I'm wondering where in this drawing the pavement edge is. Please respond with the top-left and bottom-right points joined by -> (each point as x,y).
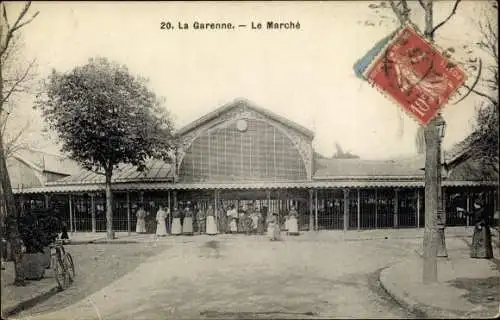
378,262 -> 464,319
1,285 -> 59,319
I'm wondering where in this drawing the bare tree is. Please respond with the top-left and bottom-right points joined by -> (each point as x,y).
0,1 -> 39,286
0,23 -> 38,159
1,103 -> 35,159
363,0 -> 492,283
455,5 -> 498,176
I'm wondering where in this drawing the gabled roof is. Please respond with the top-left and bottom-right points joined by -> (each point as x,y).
443,139 -> 473,167
447,156 -> 498,181
313,154 -> 426,179
13,149 -> 82,176
174,98 -> 315,139
50,158 -> 175,185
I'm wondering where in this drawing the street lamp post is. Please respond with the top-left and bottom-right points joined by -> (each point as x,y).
435,114 -> 448,258
422,113 -> 448,283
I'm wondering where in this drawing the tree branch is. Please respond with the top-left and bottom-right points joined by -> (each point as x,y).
463,84 -> 498,106
3,118 -> 31,159
479,18 -> 498,62
417,0 -> 426,10
389,0 -> 410,25
431,0 -> 462,37
453,58 -> 482,105
0,109 -> 11,136
0,2 -> 39,58
1,59 -> 35,105
2,3 -> 10,31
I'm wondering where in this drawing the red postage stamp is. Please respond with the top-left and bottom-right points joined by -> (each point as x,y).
364,25 -> 467,126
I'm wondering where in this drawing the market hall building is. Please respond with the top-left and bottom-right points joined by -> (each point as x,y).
10,99 -> 498,233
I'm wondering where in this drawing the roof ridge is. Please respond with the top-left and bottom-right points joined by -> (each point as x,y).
16,147 -> 67,159
175,98 -> 314,138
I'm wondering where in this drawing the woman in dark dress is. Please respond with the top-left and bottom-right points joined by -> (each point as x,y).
470,196 -> 493,259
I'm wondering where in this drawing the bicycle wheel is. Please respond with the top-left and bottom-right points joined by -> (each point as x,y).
52,256 -> 66,290
64,253 -> 75,280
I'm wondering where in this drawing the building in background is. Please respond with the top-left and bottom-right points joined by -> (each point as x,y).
9,99 -> 498,233
8,149 -> 82,189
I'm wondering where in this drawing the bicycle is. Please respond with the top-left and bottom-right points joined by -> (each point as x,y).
49,239 -> 75,290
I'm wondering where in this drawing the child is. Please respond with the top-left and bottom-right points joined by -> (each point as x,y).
61,221 -> 69,240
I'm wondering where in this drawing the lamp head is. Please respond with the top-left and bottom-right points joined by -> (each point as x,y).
435,114 -> 446,139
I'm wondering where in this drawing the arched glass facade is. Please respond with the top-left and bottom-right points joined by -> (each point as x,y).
179,119 -> 307,182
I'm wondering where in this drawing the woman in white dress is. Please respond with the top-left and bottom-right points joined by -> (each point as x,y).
135,205 -> 147,234
206,204 -> 218,235
155,205 -> 168,237
182,204 -> 194,235
267,213 -> 281,241
287,206 -> 300,236
284,214 -> 290,232
171,207 -> 182,235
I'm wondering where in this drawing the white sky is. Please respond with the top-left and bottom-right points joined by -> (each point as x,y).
4,0 -> 497,160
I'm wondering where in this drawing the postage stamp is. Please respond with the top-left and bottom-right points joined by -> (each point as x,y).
363,24 -> 467,126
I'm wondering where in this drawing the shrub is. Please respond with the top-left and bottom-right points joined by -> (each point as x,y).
18,208 -> 60,254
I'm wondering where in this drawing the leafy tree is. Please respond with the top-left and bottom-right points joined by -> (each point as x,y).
36,57 -> 175,240
0,1 -> 39,286
455,2 -> 498,178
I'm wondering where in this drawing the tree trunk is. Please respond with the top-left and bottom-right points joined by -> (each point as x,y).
0,135 -> 25,285
421,0 -> 439,284
105,171 -> 114,240
423,120 -> 438,283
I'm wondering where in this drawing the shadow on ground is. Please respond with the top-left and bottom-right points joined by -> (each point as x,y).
15,243 -> 169,317
448,276 -> 499,310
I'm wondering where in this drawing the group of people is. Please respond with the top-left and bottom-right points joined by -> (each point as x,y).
135,202 -> 218,237
135,201 -> 300,240
224,204 -> 300,240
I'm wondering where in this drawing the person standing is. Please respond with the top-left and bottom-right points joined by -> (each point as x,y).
198,206 -> 206,234
267,212 -> 281,241
250,211 -> 260,235
260,205 -> 268,234
470,196 -> 493,259
165,205 -> 171,234
183,203 -> 194,236
136,204 -> 147,234
217,205 -> 226,234
60,221 -> 70,240
287,205 -> 300,236
171,207 -> 182,235
284,213 -> 290,232
155,205 -> 168,237
237,206 -> 246,233
227,205 -> 238,234
206,204 -> 218,235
